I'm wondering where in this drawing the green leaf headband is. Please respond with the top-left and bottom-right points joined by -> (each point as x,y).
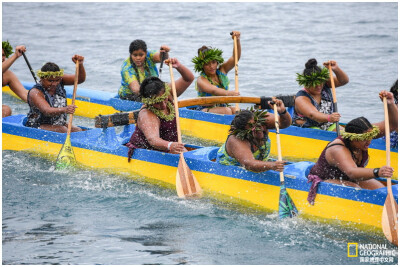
296,67 -> 330,88
37,69 -> 64,79
2,40 -> 13,58
141,83 -> 171,105
229,108 -> 269,141
192,47 -> 224,73
341,125 -> 380,141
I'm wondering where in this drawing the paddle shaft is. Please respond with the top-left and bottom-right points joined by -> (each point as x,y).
169,63 -> 198,195
67,61 -> 80,135
384,97 -> 391,166
273,103 -> 284,183
22,52 -> 38,84
159,51 -> 166,77
328,63 -> 340,136
233,35 -> 239,111
169,64 -> 182,144
383,96 -> 397,229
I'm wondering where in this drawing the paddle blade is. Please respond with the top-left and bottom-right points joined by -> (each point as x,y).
55,135 -> 76,170
278,184 -> 298,219
176,155 -> 202,199
382,194 -> 398,246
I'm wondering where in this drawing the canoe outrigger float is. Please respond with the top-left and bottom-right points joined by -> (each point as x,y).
2,114 -> 398,235
3,82 -> 398,178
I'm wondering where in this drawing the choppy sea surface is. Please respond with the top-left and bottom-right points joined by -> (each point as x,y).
2,2 -> 398,265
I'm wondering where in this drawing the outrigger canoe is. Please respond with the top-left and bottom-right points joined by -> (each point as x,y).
2,114 -> 398,235
3,82 -> 398,178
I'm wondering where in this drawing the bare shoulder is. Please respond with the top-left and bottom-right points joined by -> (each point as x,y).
29,87 -> 44,97
326,138 -> 348,155
226,135 -> 250,150
197,76 -> 209,85
138,108 -> 159,122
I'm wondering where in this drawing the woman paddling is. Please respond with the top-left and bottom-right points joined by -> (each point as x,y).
118,39 -> 170,101
191,31 -> 241,115
217,98 -> 292,172
26,55 -> 86,133
382,80 -> 398,149
2,41 -> 28,117
293,58 -> 349,131
307,90 -> 397,205
125,58 -> 194,161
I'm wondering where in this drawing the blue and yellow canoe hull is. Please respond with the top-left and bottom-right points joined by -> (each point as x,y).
2,115 -> 398,234
3,83 -> 397,178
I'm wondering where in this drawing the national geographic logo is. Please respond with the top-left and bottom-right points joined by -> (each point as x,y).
348,243 -> 358,257
347,243 -> 397,263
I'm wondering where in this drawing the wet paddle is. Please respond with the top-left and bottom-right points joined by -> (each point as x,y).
381,96 -> 398,246
273,102 -> 298,218
55,61 -> 80,170
168,62 -> 203,198
327,62 -> 340,136
22,51 -> 38,84
231,32 -> 239,112
158,50 -> 166,78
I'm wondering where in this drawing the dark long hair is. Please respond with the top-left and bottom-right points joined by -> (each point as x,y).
230,110 -> 253,131
41,62 -> 60,72
139,77 -> 165,98
129,39 -> 151,85
229,110 -> 267,160
343,116 -> 374,148
390,79 -> 398,105
303,58 -> 322,76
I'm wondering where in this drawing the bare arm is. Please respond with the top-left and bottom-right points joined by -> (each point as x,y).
323,60 -> 349,87
220,31 -> 241,74
152,45 -> 170,63
226,136 -> 285,173
294,96 -> 341,123
3,71 -> 27,102
265,98 -> 292,129
29,88 -> 76,116
137,109 -> 185,154
2,45 -> 26,73
325,140 -> 393,180
196,76 -> 239,96
373,90 -> 398,137
128,80 -> 140,95
166,58 -> 194,97
62,55 -> 86,85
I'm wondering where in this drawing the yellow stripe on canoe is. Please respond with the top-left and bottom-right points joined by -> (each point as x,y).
2,132 -> 385,232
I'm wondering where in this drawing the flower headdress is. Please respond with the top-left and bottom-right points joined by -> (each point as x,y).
341,125 -> 380,141
296,67 -> 330,88
192,47 -> 224,73
229,108 -> 268,141
142,83 -> 175,121
141,83 -> 171,105
37,69 -> 64,79
2,41 -> 13,58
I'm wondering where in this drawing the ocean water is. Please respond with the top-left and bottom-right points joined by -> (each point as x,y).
2,2 -> 398,265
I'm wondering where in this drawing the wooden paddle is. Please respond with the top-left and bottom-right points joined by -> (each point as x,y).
381,96 -> 398,246
158,50 -> 166,78
273,102 -> 298,218
327,62 -> 340,136
168,62 -> 203,198
94,95 -> 296,128
55,61 -> 80,170
22,52 -> 38,84
231,32 -> 239,112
